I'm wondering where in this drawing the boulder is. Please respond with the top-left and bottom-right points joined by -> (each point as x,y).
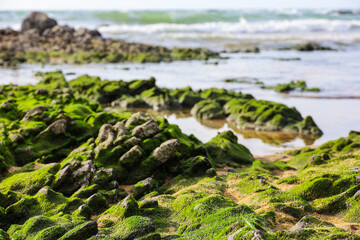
21,12 -> 57,34
59,221 -> 98,240
152,139 -> 180,163
120,145 -> 144,168
48,119 -> 67,135
132,120 -> 160,139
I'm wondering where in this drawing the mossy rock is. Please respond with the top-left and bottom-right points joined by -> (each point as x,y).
191,100 -> 225,120
290,177 -> 333,201
102,216 -> 155,239
59,221 -> 98,240
0,163 -> 60,195
7,215 -> 65,240
205,131 -> 254,167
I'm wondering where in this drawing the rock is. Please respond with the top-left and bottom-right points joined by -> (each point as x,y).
55,165 -> 72,187
353,190 -> 360,198
181,156 -> 212,177
120,145 -> 144,168
21,12 -> 57,34
72,160 -> 96,182
152,139 -> 180,163
48,119 -> 67,135
59,221 -> 98,240
75,204 -> 93,219
22,106 -> 47,122
139,200 -> 159,209
92,168 -> 116,188
227,229 -> 242,240
191,100 -> 225,120
131,177 -> 159,199
10,132 -> 23,143
0,101 -> 12,111
206,168 -> 217,177
96,124 -> 115,149
74,27 -> 101,39
113,121 -> 128,137
125,112 -> 152,127
14,147 -> 35,164
35,88 -> 49,95
290,215 -> 335,233
124,136 -> 141,149
242,229 -> 265,240
87,193 -> 108,214
132,120 -> 160,139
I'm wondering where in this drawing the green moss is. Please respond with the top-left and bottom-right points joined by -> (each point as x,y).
0,163 -> 60,195
59,221 -> 98,240
8,215 -> 58,240
290,177 -> 333,201
34,70 -> 68,91
190,100 -> 225,120
99,195 -> 139,223
103,215 -> 155,239
263,80 -> 320,93
205,131 -> 254,167
32,225 -> 67,240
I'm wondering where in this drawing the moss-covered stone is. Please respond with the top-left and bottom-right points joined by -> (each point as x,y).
205,131 -> 254,167
59,221 -> 98,240
263,80 -> 321,93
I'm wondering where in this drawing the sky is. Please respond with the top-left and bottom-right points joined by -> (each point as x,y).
0,0 -> 359,10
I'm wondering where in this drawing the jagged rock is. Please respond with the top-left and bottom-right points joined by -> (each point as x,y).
139,200 -> 159,209
48,119 -> 67,135
92,168 -> 117,188
113,121 -> 128,137
73,160 -> 96,183
22,106 -> 47,122
125,112 -> 152,127
120,145 -> 144,168
55,165 -> 72,187
152,139 -> 180,163
124,136 -> 141,149
131,177 -> 159,199
132,120 -> 160,139
0,101 -> 12,111
74,27 -> 101,39
75,204 -> 93,219
21,12 -> 57,34
242,230 -> 265,240
96,124 -> 115,150
59,221 -> 98,240
87,193 -> 108,214
35,88 -> 49,95
10,132 -> 23,143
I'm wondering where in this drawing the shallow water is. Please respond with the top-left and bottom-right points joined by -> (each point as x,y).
2,50 -> 359,154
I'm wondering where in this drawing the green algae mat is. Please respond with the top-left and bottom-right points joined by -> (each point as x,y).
0,73 -> 360,239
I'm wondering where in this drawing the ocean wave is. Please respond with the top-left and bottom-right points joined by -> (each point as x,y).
99,18 -> 360,35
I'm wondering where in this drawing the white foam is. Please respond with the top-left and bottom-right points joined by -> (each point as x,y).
99,18 -> 360,35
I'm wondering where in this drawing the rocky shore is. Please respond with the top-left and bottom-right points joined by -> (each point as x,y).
0,10 -> 358,240
35,71 -> 323,136
0,79 -> 359,239
0,12 -> 218,66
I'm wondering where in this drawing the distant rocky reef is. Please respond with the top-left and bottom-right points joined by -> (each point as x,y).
0,12 -> 219,66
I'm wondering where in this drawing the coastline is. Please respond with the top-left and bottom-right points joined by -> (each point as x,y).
0,10 -> 360,240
